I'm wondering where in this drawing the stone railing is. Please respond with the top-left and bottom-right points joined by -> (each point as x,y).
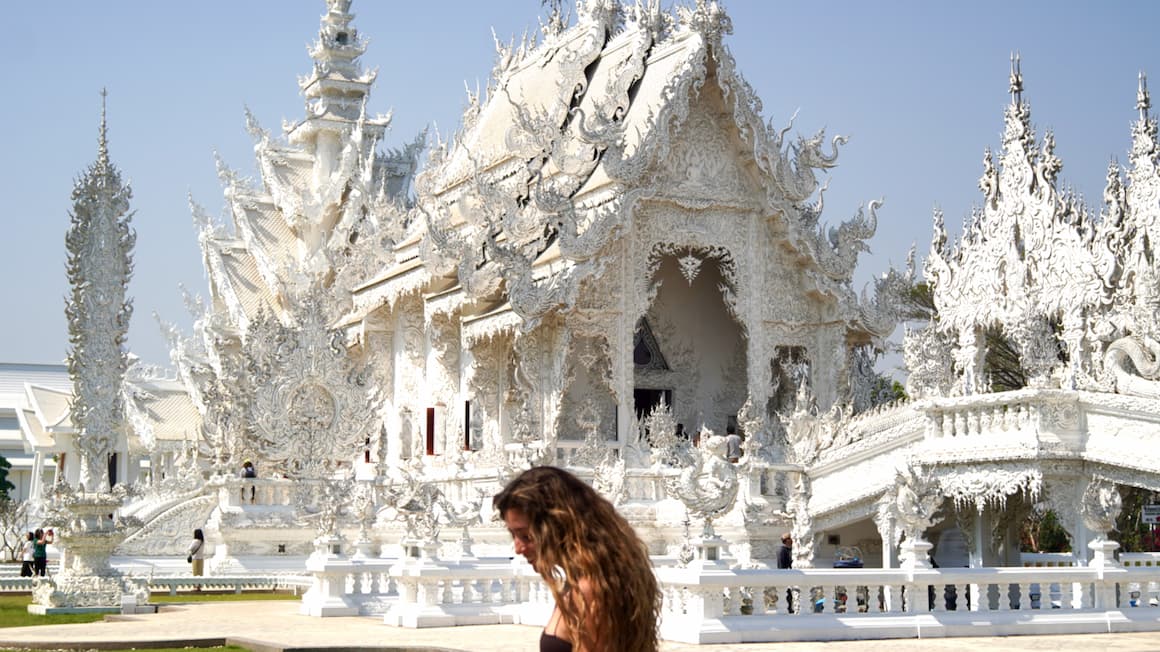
298,548 -> 551,626
920,390 -> 1047,440
1121,552 -> 1160,567
223,477 -> 297,507
385,558 -> 550,627
0,572 -> 311,596
1019,552 -> 1080,567
655,561 -> 1160,644
299,548 -> 1160,644
146,574 -> 311,596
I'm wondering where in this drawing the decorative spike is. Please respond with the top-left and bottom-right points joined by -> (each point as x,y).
1008,52 -> 1023,103
243,105 -> 268,143
1138,71 -> 1151,121
97,88 -> 110,170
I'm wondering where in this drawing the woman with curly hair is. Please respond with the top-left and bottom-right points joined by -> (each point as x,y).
495,466 -> 660,652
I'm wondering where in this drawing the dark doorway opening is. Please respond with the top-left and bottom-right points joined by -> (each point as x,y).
107,452 -> 118,487
633,388 -> 673,419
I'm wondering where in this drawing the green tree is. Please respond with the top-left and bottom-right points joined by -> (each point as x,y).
0,456 -> 15,502
1021,508 -> 1071,553
1113,486 -> 1158,553
0,500 -> 29,562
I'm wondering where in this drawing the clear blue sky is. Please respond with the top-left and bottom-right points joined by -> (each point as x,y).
2,1 -> 1157,370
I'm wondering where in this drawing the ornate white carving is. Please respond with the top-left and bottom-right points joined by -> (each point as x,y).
918,60 -> 1160,397
877,463 -> 943,542
665,434 -> 739,538
1080,477 -> 1122,536
65,94 -> 135,494
935,464 -> 1041,513
246,289 -> 379,480
678,253 -> 703,285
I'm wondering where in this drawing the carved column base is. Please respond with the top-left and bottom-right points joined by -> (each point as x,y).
1088,537 -> 1121,610
690,534 -> 730,569
350,537 -> 376,561
400,537 -> 441,562
31,492 -> 145,614
900,538 -> 933,570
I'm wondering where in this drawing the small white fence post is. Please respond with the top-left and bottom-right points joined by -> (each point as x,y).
1089,537 -> 1121,610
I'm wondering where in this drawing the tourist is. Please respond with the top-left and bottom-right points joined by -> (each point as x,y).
240,460 -> 256,504
19,532 -> 34,577
187,528 -> 206,588
777,532 -> 794,613
724,424 -> 742,463
495,466 -> 660,652
33,527 -> 53,576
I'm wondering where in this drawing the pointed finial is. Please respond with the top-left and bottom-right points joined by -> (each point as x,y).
1008,52 -> 1023,103
98,87 -> 109,167
1138,71 -> 1151,121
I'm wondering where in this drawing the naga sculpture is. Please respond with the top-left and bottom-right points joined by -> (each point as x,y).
665,434 -> 739,539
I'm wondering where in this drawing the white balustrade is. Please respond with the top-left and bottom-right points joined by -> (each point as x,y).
289,535 -> 1160,644
224,477 -> 295,507
651,563 -> 1160,644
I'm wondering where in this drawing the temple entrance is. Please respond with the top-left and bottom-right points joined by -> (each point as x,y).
636,251 -> 747,435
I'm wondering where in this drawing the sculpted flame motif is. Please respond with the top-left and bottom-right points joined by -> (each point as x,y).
916,62 -> 1160,397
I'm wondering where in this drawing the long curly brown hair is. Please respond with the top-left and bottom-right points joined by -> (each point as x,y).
495,466 -> 660,652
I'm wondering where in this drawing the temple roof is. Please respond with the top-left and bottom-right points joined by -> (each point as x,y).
126,379 -> 202,447
350,1 -> 883,334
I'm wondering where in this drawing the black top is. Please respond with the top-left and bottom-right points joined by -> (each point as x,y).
540,631 -> 573,652
777,543 -> 792,570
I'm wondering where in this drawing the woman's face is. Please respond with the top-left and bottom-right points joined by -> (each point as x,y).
502,507 -> 536,565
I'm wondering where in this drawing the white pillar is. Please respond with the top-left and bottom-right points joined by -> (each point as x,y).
29,451 -> 44,502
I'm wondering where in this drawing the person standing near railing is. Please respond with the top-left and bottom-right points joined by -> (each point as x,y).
496,466 -> 661,652
240,460 -> 257,504
778,532 -> 795,613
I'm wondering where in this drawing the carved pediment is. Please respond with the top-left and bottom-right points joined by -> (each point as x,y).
655,94 -> 762,209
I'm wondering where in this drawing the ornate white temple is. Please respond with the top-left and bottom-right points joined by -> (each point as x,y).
18,0 -> 1160,638
98,0 -> 903,561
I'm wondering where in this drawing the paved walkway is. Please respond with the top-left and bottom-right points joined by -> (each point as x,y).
0,601 -> 1159,651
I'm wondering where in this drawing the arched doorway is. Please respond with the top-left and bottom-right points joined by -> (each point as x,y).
635,251 -> 746,436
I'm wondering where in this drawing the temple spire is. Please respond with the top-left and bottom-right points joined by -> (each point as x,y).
65,94 -> 136,493
1138,71 -> 1151,122
297,0 -> 375,123
97,88 -> 109,170
1009,52 -> 1023,104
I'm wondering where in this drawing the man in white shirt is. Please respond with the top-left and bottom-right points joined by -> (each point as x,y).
725,425 -> 742,463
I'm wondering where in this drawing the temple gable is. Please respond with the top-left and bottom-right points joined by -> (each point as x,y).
653,81 -> 764,210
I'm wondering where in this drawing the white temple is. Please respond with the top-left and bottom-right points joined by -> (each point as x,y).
129,0 -> 906,561
16,0 -> 1160,641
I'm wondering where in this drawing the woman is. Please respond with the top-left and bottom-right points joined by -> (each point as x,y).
19,532 -> 34,577
495,466 -> 660,652
33,528 -> 52,577
187,528 -> 206,587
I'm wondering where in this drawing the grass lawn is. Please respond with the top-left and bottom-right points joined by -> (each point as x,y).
0,595 -> 106,627
0,591 -> 297,627
150,591 -> 299,603
96,647 -> 249,652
